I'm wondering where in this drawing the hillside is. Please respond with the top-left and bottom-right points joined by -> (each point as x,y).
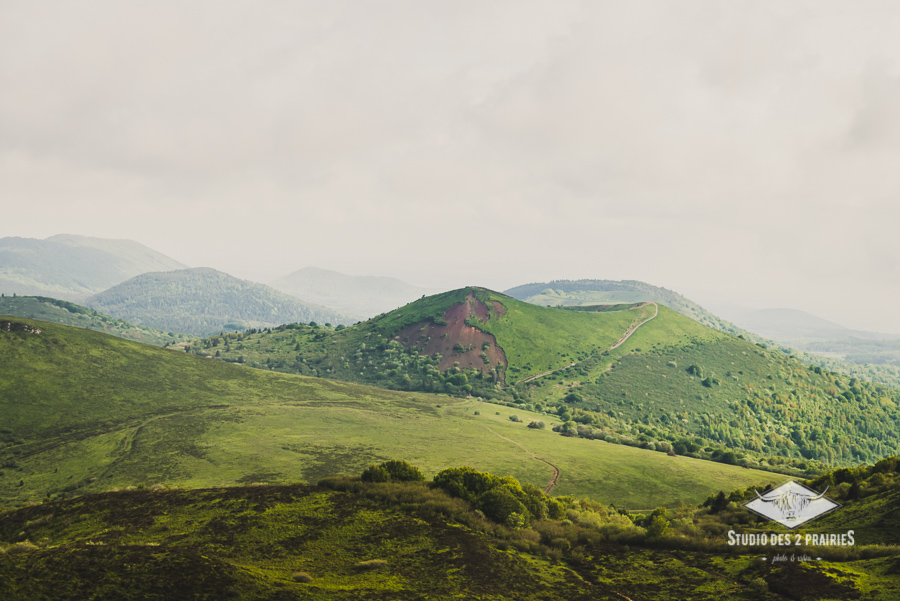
0,234 -> 186,299
194,287 -> 900,472
0,317 -> 774,508
0,295 -> 190,346
505,278 -> 745,334
84,267 -> 353,336
270,266 -> 434,319
3,460 -> 900,600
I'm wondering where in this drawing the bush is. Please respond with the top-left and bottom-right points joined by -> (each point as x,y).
509,415 -> 522,423
292,572 -> 313,583
361,465 -> 391,483
381,460 -> 426,482
527,421 -> 545,429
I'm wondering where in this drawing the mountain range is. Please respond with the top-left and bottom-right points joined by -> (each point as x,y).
0,234 -> 186,299
84,267 -> 353,336
269,266 -> 435,320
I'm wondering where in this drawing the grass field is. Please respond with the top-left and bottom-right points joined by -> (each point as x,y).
0,316 -> 778,508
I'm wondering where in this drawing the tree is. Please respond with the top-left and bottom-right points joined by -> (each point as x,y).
380,459 -> 425,482
645,515 -> 670,537
477,486 -> 527,524
361,464 -> 390,482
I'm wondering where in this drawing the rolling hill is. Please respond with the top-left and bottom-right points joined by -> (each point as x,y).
0,316 -> 775,508
0,295 -> 190,346
193,287 -> 900,472
270,266 -> 435,319
84,267 -> 353,336
504,278 -> 745,334
0,234 -> 186,300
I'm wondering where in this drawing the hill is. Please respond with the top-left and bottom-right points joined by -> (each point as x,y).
270,266 -> 435,319
0,234 -> 186,299
0,316 -> 775,508
84,267 -> 353,336
194,287 -> 900,472
504,278 -> 744,334
0,295 -> 190,346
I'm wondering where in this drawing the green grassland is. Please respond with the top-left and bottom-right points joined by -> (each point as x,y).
0,295 -> 190,346
191,289 -> 900,472
0,316 -> 777,509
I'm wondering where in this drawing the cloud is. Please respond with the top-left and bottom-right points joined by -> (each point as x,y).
2,1 -> 900,330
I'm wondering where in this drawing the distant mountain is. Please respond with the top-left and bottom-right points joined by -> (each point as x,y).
0,234 -> 186,299
0,295 -> 190,346
85,267 -> 352,336
726,307 -> 900,342
269,266 -> 434,319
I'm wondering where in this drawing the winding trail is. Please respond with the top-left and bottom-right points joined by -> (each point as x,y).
515,302 -> 658,385
481,425 -> 560,493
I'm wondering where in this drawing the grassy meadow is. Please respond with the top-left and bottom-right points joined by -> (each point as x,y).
0,316 -> 777,508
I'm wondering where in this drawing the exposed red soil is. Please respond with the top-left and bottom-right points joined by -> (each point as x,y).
395,293 -> 508,378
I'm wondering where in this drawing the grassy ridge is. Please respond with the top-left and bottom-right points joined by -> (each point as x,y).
0,317 -> 776,508
0,295 -> 189,346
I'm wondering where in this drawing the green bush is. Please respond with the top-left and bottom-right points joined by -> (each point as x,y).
362,460 -> 425,482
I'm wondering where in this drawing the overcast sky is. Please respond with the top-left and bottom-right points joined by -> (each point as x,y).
2,1 -> 900,331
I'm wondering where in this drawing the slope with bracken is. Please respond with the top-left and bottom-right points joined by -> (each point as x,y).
194,287 -> 900,474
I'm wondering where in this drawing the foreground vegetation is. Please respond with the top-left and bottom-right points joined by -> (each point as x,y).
3,458 -> 900,599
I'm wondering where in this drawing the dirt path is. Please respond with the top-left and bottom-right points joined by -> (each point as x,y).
482,425 -> 561,494
515,302 -> 658,385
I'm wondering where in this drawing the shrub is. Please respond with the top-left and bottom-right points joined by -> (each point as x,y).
362,460 -> 425,483
361,465 -> 390,483
527,421 -> 545,429
292,572 -> 313,583
381,460 -> 425,482
509,415 -> 522,423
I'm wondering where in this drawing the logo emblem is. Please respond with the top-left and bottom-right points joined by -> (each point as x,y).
743,481 -> 840,529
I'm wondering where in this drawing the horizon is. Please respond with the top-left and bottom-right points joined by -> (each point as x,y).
3,2 -> 900,333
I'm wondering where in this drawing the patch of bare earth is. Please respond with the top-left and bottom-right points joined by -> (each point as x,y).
395,293 -> 508,380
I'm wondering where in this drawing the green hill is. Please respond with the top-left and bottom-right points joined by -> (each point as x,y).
84,267 -> 353,336
0,316 -> 775,508
505,278 -> 745,334
269,266 -> 435,319
0,234 -> 186,300
0,295 -> 190,346
193,287 -> 900,472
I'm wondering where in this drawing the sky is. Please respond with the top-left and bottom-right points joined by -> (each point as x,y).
2,1 -> 900,332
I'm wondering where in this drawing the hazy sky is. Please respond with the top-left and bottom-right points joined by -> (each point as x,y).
3,1 -> 900,332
